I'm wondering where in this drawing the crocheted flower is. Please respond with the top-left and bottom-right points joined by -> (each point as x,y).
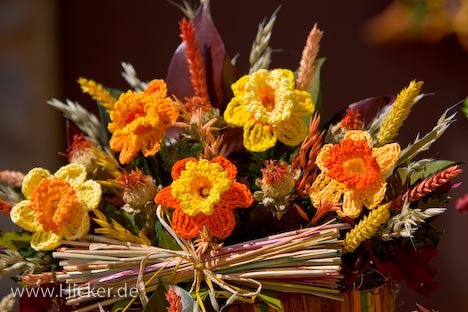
155,157 -> 253,239
310,130 -> 400,218
10,164 -> 102,251
108,79 -> 179,164
224,69 -> 314,152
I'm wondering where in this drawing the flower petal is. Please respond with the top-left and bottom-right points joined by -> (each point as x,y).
360,182 -> 386,209
276,116 -> 308,146
171,209 -> 205,239
31,230 -> 61,251
75,180 -> 102,211
54,164 -> 87,188
344,130 -> 372,146
155,187 -> 180,209
110,132 -> 138,165
141,137 -> 161,158
205,207 -> 236,239
156,98 -> 179,126
219,182 -> 253,209
22,168 -> 51,198
171,158 -> 197,180
210,157 -> 237,180
292,90 -> 314,116
243,119 -> 277,152
10,200 -> 39,232
372,143 -> 401,174
231,75 -> 249,96
310,173 -> 344,207
316,144 -> 333,172
61,212 -> 90,241
339,190 -> 363,219
269,69 -> 295,89
224,98 -> 250,127
144,79 -> 168,98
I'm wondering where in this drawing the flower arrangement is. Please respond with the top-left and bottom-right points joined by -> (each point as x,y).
0,2 -> 465,312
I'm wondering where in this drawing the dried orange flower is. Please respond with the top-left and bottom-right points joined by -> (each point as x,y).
118,170 -> 156,208
340,108 -> 364,130
108,79 -> 179,164
260,160 -> 295,198
67,134 -> 97,171
0,199 -> 12,216
155,157 -> 253,239
310,130 -> 400,218
67,134 -> 92,161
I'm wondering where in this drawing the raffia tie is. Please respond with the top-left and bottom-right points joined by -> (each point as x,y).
135,206 -> 262,311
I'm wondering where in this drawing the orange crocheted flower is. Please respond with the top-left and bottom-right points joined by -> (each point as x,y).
108,79 -> 179,164
155,156 -> 253,239
310,130 -> 400,218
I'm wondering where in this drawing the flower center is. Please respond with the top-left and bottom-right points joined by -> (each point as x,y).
126,105 -> 146,123
343,158 -> 366,173
190,176 -> 213,198
29,177 -> 82,234
324,139 -> 381,190
258,85 -> 275,112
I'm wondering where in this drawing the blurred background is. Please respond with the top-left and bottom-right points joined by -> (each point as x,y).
0,0 -> 467,310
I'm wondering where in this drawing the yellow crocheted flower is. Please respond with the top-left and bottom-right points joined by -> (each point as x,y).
310,130 -> 400,219
170,159 -> 232,216
10,164 -> 102,251
108,79 -> 179,164
224,69 -> 314,152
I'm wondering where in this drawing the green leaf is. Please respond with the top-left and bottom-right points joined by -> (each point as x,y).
155,220 -> 181,250
96,104 -> 111,145
130,155 -> 153,177
462,97 -> 468,119
307,58 -> 326,113
0,231 -> 31,250
130,153 -> 170,186
143,283 -> 168,312
409,160 -> 458,185
258,293 -> 283,311
111,299 -> 133,312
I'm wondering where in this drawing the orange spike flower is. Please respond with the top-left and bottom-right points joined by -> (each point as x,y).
165,288 -> 182,312
179,18 -> 211,109
155,156 -> 253,239
108,79 -> 179,164
310,130 -> 400,219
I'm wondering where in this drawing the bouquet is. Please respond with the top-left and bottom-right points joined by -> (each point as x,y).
0,2 -> 464,312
